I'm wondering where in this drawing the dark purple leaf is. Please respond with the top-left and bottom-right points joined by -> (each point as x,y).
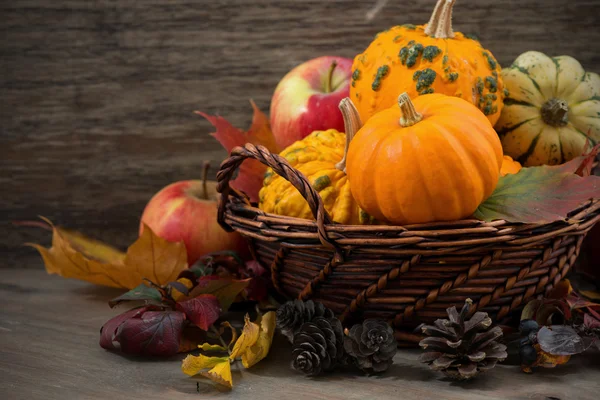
116,310 -> 186,356
537,325 -> 585,356
99,306 -> 157,350
176,294 -> 221,330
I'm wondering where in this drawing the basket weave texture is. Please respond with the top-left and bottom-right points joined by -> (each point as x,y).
217,144 -> 600,346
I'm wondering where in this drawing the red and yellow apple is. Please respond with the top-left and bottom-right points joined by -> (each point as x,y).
270,56 -> 353,149
139,180 -> 248,265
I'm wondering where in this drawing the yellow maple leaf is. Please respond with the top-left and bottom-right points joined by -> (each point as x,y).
229,314 -> 260,360
200,361 -> 233,390
182,354 -> 228,375
27,218 -> 188,289
241,311 -> 276,368
181,354 -> 232,390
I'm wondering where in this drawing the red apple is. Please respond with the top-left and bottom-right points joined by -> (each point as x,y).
270,56 -> 353,149
139,179 -> 248,265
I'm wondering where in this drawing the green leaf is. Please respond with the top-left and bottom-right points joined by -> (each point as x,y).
474,164 -> 600,223
109,283 -> 164,308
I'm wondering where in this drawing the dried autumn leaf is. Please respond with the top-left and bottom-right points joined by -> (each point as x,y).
122,224 -> 189,288
182,354 -> 229,375
28,219 -> 188,289
199,343 -> 227,352
28,218 -> 126,288
474,162 -> 600,223
196,101 -> 280,203
176,294 -> 221,331
241,311 -> 276,368
221,321 -> 238,349
201,360 -> 233,390
188,277 -> 250,312
532,344 -> 571,369
229,314 -> 260,360
181,354 -> 233,390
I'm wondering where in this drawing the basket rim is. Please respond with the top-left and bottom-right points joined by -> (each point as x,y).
223,196 -> 600,232
216,143 -> 600,249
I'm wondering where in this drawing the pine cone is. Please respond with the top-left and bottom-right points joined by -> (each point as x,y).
418,298 -> 507,380
291,317 -> 344,376
277,299 -> 334,343
344,319 -> 397,373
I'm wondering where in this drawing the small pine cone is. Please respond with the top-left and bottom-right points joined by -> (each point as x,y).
418,299 -> 508,380
291,317 -> 344,376
276,299 -> 334,343
344,319 -> 397,373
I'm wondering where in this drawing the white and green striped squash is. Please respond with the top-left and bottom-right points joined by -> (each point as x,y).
495,51 -> 600,166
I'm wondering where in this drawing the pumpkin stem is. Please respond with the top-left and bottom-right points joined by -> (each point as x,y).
541,98 -> 569,127
424,0 -> 456,39
202,161 -> 210,200
336,98 -> 362,173
324,60 -> 338,93
398,93 -> 423,127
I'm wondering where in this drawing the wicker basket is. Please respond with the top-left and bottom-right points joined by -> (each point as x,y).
216,144 -> 600,346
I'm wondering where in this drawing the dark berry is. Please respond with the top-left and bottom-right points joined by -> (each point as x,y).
519,319 -> 539,335
519,336 -> 531,347
519,344 -> 538,366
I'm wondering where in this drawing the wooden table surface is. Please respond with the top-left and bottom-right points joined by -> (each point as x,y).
1,264 -> 599,400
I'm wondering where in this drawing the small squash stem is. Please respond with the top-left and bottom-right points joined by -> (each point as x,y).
324,60 -> 338,93
541,98 -> 569,126
202,161 -> 210,199
398,93 -> 423,127
335,98 -> 362,173
424,0 -> 456,39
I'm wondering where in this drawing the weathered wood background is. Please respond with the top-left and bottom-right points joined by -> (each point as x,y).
2,0 -> 600,267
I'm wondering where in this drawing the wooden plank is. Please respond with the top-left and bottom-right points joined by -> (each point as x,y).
2,0 -> 600,266
1,265 -> 600,399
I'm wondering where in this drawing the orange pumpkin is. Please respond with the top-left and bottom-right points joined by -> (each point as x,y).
500,155 -> 522,176
345,93 -> 503,225
350,0 -> 504,126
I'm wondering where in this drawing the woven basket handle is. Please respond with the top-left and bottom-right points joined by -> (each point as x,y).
216,143 -> 338,250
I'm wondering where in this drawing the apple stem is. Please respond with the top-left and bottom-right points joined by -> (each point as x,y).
324,60 -> 338,93
335,98 -> 362,173
202,161 -> 210,200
